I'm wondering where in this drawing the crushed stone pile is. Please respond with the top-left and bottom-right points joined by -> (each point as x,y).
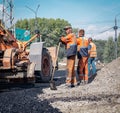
0,57 -> 120,113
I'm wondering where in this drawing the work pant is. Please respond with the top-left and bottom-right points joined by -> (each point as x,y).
77,57 -> 88,81
66,55 -> 77,85
88,57 -> 96,77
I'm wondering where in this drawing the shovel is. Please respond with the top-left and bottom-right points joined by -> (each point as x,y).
50,42 -> 61,90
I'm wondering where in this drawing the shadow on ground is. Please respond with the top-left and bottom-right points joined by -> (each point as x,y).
0,74 -> 63,113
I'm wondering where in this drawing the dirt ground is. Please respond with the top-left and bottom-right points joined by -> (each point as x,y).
0,57 -> 120,113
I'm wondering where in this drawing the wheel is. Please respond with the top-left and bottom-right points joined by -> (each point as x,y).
40,48 -> 52,82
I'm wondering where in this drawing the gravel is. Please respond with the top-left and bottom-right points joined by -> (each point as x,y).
0,58 -> 120,113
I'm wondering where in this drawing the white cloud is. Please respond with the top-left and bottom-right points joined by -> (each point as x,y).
72,23 -> 118,40
92,31 -> 114,40
85,25 -> 120,40
86,25 -> 97,32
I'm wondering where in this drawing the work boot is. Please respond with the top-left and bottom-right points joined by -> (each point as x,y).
74,81 -> 80,86
80,80 -> 84,85
65,83 -> 75,88
80,80 -> 88,85
84,80 -> 88,84
70,84 -> 75,88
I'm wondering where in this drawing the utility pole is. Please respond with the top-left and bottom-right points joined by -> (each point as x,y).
114,13 -> 120,59
9,0 -> 14,27
26,4 -> 40,42
2,0 -> 14,28
2,0 -> 5,24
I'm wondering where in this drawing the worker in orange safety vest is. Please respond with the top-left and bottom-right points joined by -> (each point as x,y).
60,26 -> 78,88
77,29 -> 89,84
88,37 -> 97,78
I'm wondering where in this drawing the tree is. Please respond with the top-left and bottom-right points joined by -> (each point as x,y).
15,18 -> 71,47
93,39 -> 106,62
103,37 -> 115,63
15,19 -> 29,29
117,33 -> 120,57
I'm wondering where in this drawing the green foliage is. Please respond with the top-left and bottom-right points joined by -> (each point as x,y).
117,33 -> 120,57
94,34 -> 120,63
15,18 -> 70,47
15,19 -> 29,29
103,37 -> 115,63
94,39 -> 107,62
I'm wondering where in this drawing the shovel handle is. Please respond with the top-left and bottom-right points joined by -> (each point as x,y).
51,42 -> 61,81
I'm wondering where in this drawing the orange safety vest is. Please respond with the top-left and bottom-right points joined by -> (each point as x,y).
77,37 -> 89,58
89,42 -> 97,57
77,37 -> 88,48
61,33 -> 77,48
61,33 -> 77,57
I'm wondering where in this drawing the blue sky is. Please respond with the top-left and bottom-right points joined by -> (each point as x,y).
1,0 -> 120,39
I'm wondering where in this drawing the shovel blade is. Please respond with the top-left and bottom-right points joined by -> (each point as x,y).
50,81 -> 57,90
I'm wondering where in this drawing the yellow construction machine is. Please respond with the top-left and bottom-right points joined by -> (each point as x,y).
0,21 -> 54,85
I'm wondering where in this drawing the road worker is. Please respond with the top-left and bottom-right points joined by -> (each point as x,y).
77,29 -> 89,84
88,37 -> 97,78
60,26 -> 78,88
